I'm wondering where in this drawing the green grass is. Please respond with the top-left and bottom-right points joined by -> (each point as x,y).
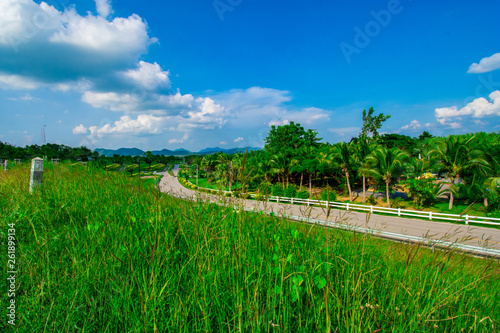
1,164 -> 499,332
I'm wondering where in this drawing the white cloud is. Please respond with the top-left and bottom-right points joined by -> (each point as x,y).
473,119 -> 488,126
268,119 -> 289,127
220,141 -> 227,145
449,122 -> 462,129
123,61 -> 170,90
234,137 -> 244,143
0,74 -> 40,90
168,133 -> 189,144
89,114 -> 164,135
95,0 -> 113,18
468,53 -> 500,74
185,97 -> 227,129
435,90 -> 500,122
50,11 -> 153,55
82,91 -> 139,112
73,124 -> 88,135
401,120 -> 421,130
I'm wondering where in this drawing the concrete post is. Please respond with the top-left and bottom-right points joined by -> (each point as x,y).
4,160 -> 8,170
29,158 -> 44,193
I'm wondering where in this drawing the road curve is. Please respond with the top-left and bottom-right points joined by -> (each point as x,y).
157,167 -> 500,258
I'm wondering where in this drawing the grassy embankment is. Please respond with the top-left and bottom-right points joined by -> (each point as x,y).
1,163 -> 499,332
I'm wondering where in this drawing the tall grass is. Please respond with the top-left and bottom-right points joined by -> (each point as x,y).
1,163 -> 499,332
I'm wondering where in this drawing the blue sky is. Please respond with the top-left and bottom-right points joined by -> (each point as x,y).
1,0 -> 499,151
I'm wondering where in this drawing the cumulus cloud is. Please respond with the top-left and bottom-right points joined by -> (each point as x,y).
0,74 -> 41,90
123,61 -> 170,90
72,124 -> 88,135
233,137 -> 244,143
0,0 -> 156,89
468,53 -> 500,74
401,120 -> 421,130
435,90 -> 500,124
95,0 -> 113,18
184,97 -> 227,129
168,133 -> 189,144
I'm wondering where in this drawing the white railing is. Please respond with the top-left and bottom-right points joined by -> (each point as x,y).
247,194 -> 500,227
181,180 -> 500,227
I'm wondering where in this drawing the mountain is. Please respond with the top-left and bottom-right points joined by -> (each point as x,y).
94,146 -> 261,157
151,149 -> 174,156
95,148 -> 145,157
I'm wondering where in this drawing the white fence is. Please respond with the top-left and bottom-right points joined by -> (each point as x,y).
184,179 -> 500,227
246,194 -> 500,227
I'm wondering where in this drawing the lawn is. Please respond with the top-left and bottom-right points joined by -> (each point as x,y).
1,163 -> 499,332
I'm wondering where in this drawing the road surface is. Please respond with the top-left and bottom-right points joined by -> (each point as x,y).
157,167 -> 500,258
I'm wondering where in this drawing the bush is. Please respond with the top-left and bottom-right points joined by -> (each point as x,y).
254,193 -> 263,201
367,195 -> 377,205
284,185 -> 297,198
296,190 -> 310,199
321,190 -> 337,202
391,197 -> 404,209
225,192 -> 232,197
271,184 -> 284,197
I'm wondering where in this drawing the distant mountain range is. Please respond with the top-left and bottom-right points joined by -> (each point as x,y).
94,146 -> 261,157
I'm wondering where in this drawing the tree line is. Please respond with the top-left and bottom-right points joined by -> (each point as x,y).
181,108 -> 500,211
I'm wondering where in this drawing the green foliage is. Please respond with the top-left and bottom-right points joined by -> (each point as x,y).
271,183 -> 284,197
360,106 -> 391,139
321,189 -> 337,202
367,195 -> 377,205
254,193 -> 264,201
403,178 -> 443,209
296,190 -> 310,199
284,184 -> 297,198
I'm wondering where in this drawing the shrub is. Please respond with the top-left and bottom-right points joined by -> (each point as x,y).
367,195 -> 377,205
254,193 -> 263,201
284,185 -> 297,198
271,184 -> 284,197
321,190 -> 337,202
225,192 -> 232,197
296,190 -> 310,199
391,197 -> 404,209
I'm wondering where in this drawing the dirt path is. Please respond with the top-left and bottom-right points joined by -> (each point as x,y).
158,167 -> 500,258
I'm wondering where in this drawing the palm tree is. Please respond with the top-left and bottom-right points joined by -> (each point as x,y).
431,135 -> 489,210
270,153 -> 289,189
366,146 -> 408,208
335,141 -> 355,201
354,139 -> 375,203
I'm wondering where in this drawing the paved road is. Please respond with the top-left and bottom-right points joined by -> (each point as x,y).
158,168 -> 500,257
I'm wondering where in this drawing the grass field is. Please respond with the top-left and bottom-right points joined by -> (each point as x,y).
1,163 -> 499,332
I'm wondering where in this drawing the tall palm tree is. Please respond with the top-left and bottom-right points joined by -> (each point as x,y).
366,146 -> 408,208
354,139 -> 375,203
431,135 -> 489,210
335,141 -> 355,201
270,153 -> 289,189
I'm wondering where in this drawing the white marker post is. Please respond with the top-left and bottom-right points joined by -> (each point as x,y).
4,160 -> 8,171
29,158 -> 44,193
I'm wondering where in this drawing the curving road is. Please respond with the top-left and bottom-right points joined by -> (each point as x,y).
157,166 -> 500,258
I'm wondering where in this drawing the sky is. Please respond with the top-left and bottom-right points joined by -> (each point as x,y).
1,0 -> 499,151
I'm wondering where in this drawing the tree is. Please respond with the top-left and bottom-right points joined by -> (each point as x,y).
334,141 -> 355,201
366,146 -> 408,208
144,151 -> 154,169
354,138 -> 376,203
360,107 -> 391,139
431,135 -> 489,210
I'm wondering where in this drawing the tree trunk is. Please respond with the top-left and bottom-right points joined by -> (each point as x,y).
300,173 -> 303,189
362,174 -> 366,204
386,181 -> 391,208
345,169 -> 352,202
484,197 -> 489,208
448,177 -> 455,210
309,172 -> 312,194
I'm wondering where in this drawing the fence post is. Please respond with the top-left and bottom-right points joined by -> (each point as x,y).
370,205 -> 373,213
429,211 -> 432,220
29,157 -> 44,193
307,199 -> 310,206
277,197 -> 280,203
465,214 -> 469,225
398,207 -> 401,216
326,201 -> 329,209
4,160 -> 8,171
346,203 -> 349,211
291,197 -> 294,204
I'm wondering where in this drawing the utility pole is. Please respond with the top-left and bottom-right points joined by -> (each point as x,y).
42,125 -> 46,145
